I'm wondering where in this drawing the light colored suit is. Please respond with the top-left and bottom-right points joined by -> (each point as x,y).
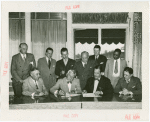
22,76 -> 48,96
104,58 -> 127,88
50,77 -> 82,94
37,57 -> 56,92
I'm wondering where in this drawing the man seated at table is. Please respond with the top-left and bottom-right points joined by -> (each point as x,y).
114,67 -> 142,95
22,68 -> 48,97
50,69 -> 82,96
83,65 -> 113,96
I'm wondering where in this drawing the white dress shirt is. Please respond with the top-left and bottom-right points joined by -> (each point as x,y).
82,62 -> 87,67
30,78 -> 39,97
68,82 -> 71,92
113,58 -> 120,77
46,56 -> 51,64
63,58 -> 68,66
20,53 -> 26,61
95,55 -> 99,60
93,79 -> 100,93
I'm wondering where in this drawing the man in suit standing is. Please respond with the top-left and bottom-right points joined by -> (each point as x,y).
89,45 -> 107,75
74,51 -> 95,90
83,65 -> 113,96
114,67 -> 142,95
55,48 -> 75,79
37,47 -> 56,92
11,43 -> 36,97
22,68 -> 48,97
104,48 -> 127,89
50,69 -> 82,96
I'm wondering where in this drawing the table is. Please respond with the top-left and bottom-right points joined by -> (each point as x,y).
9,93 -> 142,109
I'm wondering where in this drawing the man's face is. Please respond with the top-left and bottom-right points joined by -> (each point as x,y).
81,53 -> 89,63
94,48 -> 100,56
94,69 -> 101,80
61,51 -> 68,59
67,71 -> 76,81
46,50 -> 53,59
124,71 -> 132,81
113,51 -> 120,60
20,44 -> 28,54
31,70 -> 40,81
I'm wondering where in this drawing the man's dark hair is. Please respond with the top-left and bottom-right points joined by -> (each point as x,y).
94,65 -> 103,73
46,47 -> 53,53
124,67 -> 133,74
94,45 -> 101,50
30,67 -> 39,74
19,43 -> 28,48
61,47 -> 68,54
114,48 -> 121,55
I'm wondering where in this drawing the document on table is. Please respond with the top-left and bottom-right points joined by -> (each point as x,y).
61,94 -> 81,98
83,93 -> 101,97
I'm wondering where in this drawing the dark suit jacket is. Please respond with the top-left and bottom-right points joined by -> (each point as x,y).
89,55 -> 107,72
11,53 -> 36,82
83,76 -> 113,95
74,60 -> 95,89
114,76 -> 142,94
55,58 -> 75,79
37,57 -> 56,91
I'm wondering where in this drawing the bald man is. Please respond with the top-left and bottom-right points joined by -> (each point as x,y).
74,51 -> 95,89
22,68 -> 48,97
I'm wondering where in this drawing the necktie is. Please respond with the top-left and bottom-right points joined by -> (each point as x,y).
23,54 -> 26,62
35,80 -> 39,89
84,63 -> 87,68
114,60 -> 118,74
48,59 -> 51,69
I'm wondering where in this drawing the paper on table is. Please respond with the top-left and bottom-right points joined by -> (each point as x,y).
61,94 -> 81,98
83,93 -> 101,97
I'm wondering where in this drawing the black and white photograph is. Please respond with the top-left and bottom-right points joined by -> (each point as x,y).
1,1 -> 149,121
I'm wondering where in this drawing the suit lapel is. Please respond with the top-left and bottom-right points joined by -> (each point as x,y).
18,53 -> 25,67
28,77 -> 37,91
44,57 -> 51,72
63,78 -> 69,92
120,59 -> 123,72
23,53 -> 30,69
111,59 -> 114,74
91,79 -> 95,92
66,59 -> 71,69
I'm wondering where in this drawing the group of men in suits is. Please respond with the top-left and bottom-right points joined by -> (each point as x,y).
11,43 -> 142,98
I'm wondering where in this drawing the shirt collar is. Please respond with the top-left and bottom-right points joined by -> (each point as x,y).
95,55 -> 99,59
115,58 -> 120,61
46,56 -> 51,62
20,53 -> 26,58
63,58 -> 68,62
125,78 -> 130,83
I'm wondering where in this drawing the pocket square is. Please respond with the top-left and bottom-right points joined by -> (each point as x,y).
30,61 -> 34,65
132,86 -> 135,88
100,62 -> 104,64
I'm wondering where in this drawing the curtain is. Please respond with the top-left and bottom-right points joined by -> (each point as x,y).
9,19 -> 25,82
133,21 -> 142,80
31,20 -> 66,62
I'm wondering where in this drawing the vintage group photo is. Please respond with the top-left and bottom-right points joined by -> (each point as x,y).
9,12 -> 142,109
